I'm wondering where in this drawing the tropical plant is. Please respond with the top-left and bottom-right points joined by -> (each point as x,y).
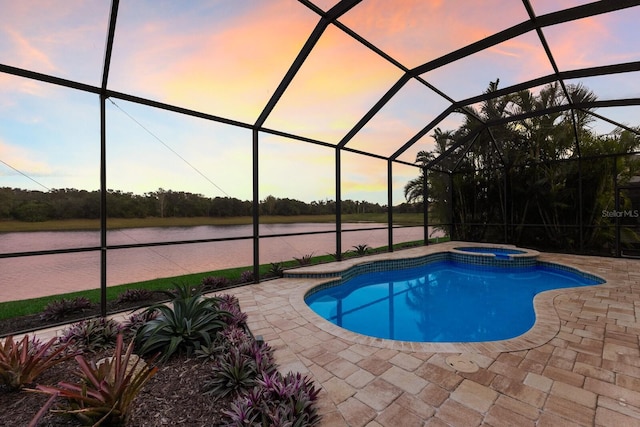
115,288 -> 153,304
157,282 -> 201,300
203,348 -> 259,401
201,275 -> 230,290
268,262 -> 284,277
40,297 -> 93,322
216,294 -> 248,327
58,317 -> 122,353
407,79 -> 640,252
35,334 -> 157,426
119,310 -> 160,340
223,371 -> 321,426
240,270 -> 254,283
294,253 -> 314,266
352,244 -> 370,256
0,335 -> 72,390
203,335 -> 276,401
135,287 -> 229,361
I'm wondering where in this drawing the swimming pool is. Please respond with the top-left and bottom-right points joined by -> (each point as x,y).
305,258 -> 603,343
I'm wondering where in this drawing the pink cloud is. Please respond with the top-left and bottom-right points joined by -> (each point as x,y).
339,0 -> 530,68
110,1 -> 319,123
0,0 -> 110,83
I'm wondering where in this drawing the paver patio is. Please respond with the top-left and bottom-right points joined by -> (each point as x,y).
235,242 -> 640,426
23,242 -> 640,426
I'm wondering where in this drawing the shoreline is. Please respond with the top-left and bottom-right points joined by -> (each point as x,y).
0,213 -> 426,233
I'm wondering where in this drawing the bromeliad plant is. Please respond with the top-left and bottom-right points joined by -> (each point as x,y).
223,371 -> 321,427
294,253 -> 314,266
352,243 -> 370,256
0,335 -> 72,390
135,284 -> 230,361
35,334 -> 158,427
40,297 -> 93,322
115,288 -> 154,304
201,275 -> 230,290
202,332 -> 276,401
58,317 -> 122,353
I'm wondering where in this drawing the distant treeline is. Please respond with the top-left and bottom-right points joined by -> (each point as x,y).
0,187 -> 421,222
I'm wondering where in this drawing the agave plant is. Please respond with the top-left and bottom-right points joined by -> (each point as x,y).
36,334 -> 157,426
0,335 -> 73,390
135,289 -> 230,361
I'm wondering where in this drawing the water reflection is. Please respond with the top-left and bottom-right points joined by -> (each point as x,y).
0,224 -> 438,302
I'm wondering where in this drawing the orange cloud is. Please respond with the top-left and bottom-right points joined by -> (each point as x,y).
340,0 -> 530,67
111,1 -> 318,124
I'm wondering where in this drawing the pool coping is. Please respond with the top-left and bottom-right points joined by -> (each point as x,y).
286,241 -> 608,353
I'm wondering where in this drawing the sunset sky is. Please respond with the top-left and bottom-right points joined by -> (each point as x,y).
1,0 -> 639,205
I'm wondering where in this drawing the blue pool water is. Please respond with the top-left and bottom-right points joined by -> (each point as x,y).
305,260 -> 602,342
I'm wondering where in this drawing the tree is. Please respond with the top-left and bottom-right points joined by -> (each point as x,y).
407,80 -> 640,252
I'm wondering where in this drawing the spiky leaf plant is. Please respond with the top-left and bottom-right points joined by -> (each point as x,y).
115,288 -> 153,304
223,371 -> 321,426
58,317 -> 122,353
294,253 -> 314,266
0,335 -> 72,390
35,334 -> 157,427
201,275 -> 230,290
352,244 -> 370,256
40,297 -> 92,322
134,287 -> 229,362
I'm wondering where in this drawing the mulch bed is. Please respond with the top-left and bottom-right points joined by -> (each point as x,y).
0,293 -> 234,426
0,351 -> 232,426
0,292 -> 172,338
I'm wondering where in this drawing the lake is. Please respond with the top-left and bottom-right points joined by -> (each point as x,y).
0,223 -> 444,302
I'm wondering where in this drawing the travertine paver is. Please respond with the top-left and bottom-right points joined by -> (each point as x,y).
17,242 -> 640,426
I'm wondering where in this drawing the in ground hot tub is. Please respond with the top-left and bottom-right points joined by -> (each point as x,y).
452,245 -> 539,263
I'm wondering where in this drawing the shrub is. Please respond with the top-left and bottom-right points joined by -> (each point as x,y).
294,253 -> 314,266
160,282 -> 202,300
40,297 -> 92,322
115,288 -> 153,304
36,334 -> 157,426
0,335 -> 73,390
216,294 -> 248,327
268,262 -> 284,277
352,243 -> 370,256
201,275 -> 230,290
135,287 -> 230,362
203,348 -> 258,401
203,336 -> 276,401
223,371 -> 321,426
58,317 -> 122,353
240,270 -> 254,283
119,310 -> 159,340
